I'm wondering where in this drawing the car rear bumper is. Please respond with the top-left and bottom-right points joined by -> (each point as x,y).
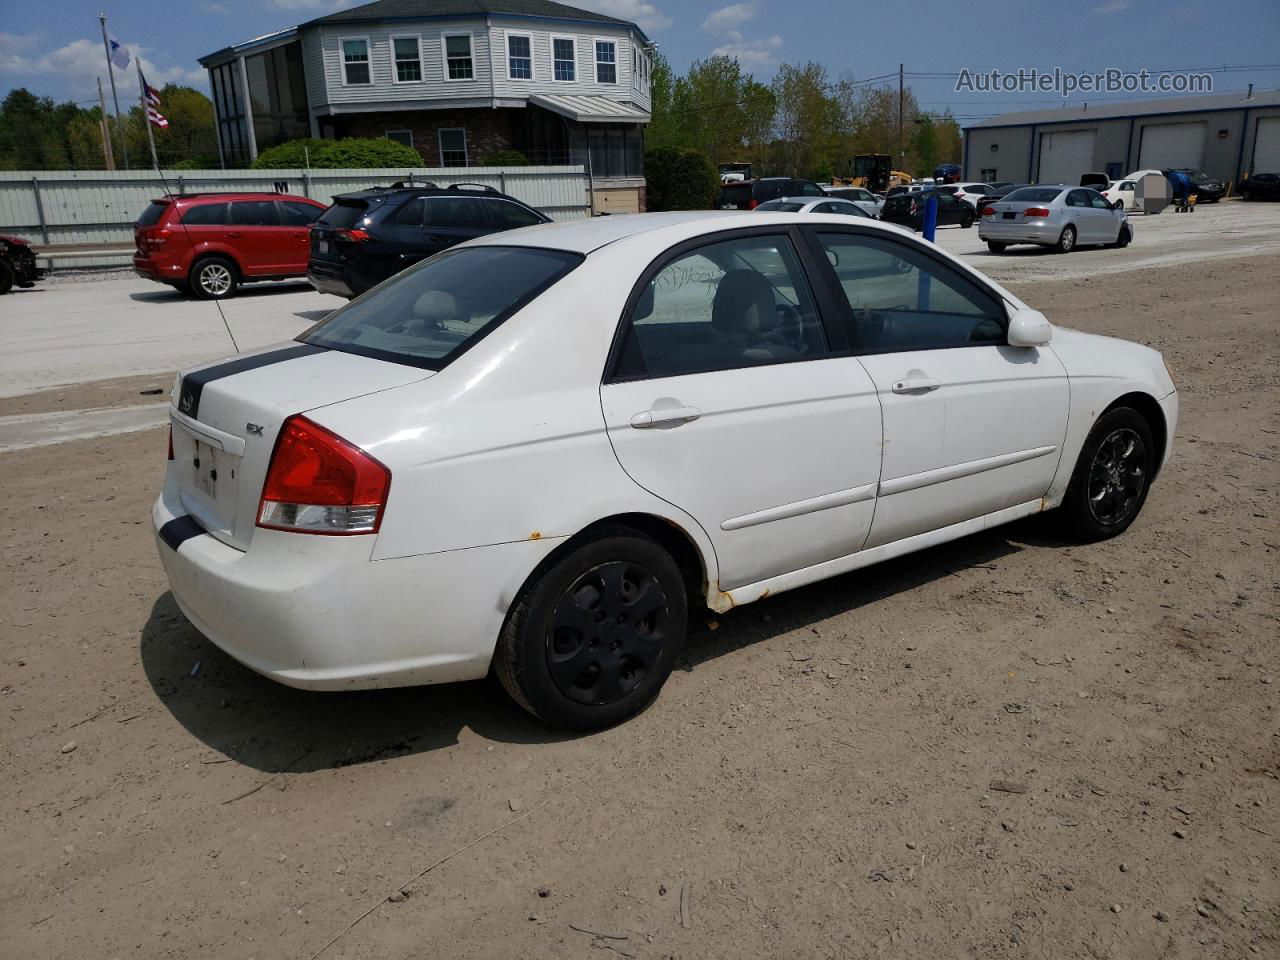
152,476 -> 559,691
307,259 -> 361,298
134,255 -> 188,283
978,220 -> 1061,244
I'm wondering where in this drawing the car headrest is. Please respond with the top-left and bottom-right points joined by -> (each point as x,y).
412,289 -> 461,326
712,270 -> 776,334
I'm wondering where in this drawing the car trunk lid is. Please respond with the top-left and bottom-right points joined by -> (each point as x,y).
170,343 -> 431,551
311,197 -> 378,263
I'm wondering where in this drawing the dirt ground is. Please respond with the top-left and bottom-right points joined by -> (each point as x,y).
2,254 -> 1277,960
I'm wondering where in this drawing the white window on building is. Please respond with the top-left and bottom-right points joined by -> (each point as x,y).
552,37 -> 576,82
392,36 -> 422,83
595,40 -> 616,84
443,34 -> 473,81
341,38 -> 370,85
508,34 -> 532,80
438,127 -> 467,166
386,130 -> 414,147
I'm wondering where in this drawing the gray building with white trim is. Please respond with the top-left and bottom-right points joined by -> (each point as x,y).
963,90 -> 1280,187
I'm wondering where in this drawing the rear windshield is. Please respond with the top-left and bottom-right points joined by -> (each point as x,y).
137,201 -> 169,226
300,246 -> 582,370
318,200 -> 369,229
1004,187 -> 1064,203
755,200 -> 806,212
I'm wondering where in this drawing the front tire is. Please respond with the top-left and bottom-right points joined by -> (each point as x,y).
494,530 -> 688,729
0,260 -> 14,295
190,255 -> 239,300
1114,225 -> 1131,248
1058,406 -> 1155,542
1055,225 -> 1076,254
986,241 -> 1007,253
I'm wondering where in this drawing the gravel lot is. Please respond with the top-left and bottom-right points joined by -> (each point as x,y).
1,203 -> 1277,959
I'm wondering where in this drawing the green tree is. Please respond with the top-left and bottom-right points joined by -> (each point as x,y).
252,136 -> 421,169
771,62 -> 841,179
644,146 -> 719,210
124,84 -> 218,167
0,89 -> 75,168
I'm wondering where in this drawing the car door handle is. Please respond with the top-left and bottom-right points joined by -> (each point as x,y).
630,405 -> 701,428
891,377 -> 940,394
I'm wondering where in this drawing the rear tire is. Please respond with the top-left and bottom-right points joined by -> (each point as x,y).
986,241 -> 1007,253
190,255 -> 239,300
494,530 -> 688,729
1054,225 -> 1076,254
0,260 -> 14,295
961,212 -> 975,228
1057,406 -> 1155,542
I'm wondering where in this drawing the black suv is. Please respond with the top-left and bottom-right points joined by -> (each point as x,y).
715,177 -> 825,210
308,181 -> 549,298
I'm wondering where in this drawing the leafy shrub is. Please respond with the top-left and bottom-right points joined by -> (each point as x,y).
480,149 -> 529,166
251,137 -> 421,169
644,147 -> 719,211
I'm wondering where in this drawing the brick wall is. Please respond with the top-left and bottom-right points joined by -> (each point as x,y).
334,109 -> 520,166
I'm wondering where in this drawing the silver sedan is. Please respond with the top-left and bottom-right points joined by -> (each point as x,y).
979,185 -> 1132,254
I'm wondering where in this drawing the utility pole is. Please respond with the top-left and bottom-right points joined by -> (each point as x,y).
97,76 -> 116,170
98,14 -> 129,169
898,63 -> 904,165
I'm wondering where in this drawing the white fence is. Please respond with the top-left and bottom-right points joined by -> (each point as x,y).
0,166 -> 591,249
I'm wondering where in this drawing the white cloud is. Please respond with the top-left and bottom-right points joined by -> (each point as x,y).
711,34 -> 781,68
568,0 -> 673,33
1092,0 -> 1132,11
702,2 -> 759,41
0,34 -> 206,99
199,1 -> 231,12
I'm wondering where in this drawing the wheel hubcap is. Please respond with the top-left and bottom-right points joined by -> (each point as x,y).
547,561 -> 669,705
201,264 -> 231,295
1062,229 -> 1074,251
1087,427 -> 1146,525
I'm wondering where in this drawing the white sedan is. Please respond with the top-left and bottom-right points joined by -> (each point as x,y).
1101,179 -> 1137,211
755,196 -> 874,218
820,185 -> 885,217
154,212 -> 1177,729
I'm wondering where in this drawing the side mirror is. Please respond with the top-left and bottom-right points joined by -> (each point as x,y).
1007,306 -> 1053,347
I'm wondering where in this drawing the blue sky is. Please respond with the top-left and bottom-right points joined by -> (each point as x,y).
2,0 -> 1277,123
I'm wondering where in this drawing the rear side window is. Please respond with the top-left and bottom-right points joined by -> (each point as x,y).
424,197 -> 487,229
181,203 -> 228,226
137,201 -> 169,226
318,201 -> 368,228
393,198 -> 427,225
229,201 -> 280,226
484,198 -> 543,229
1005,187 -> 1064,203
793,181 -> 824,197
281,201 -> 321,226
718,183 -> 752,207
301,246 -> 581,369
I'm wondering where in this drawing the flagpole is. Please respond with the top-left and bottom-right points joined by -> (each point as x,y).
98,14 -> 129,170
96,77 -> 116,170
136,60 -> 161,172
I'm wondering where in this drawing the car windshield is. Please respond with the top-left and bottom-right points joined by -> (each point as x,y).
1004,187 -> 1064,203
301,246 -> 582,369
756,200 -> 806,212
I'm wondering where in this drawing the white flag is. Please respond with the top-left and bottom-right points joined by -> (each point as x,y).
108,34 -> 130,70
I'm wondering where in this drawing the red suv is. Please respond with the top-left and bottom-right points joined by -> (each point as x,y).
133,192 -> 326,299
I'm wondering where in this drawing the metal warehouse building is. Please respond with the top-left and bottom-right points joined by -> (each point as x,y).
963,90 -> 1280,188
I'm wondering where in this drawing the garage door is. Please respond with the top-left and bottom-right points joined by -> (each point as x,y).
1139,122 -> 1205,170
1252,116 -> 1280,172
1038,130 -> 1096,184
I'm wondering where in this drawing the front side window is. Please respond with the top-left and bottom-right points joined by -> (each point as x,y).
553,38 -> 576,81
1088,192 -> 1112,209
612,234 -> 830,380
595,41 -> 616,84
815,232 -> 1005,353
437,128 -> 467,167
229,201 -> 280,226
1067,190 -> 1092,207
341,38 -> 370,85
393,36 -> 422,83
444,34 -> 473,80
484,198 -> 543,229
508,34 -> 532,80
301,246 -> 582,369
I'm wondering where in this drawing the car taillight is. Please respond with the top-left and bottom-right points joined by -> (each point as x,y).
168,425 -> 174,461
748,199 -> 759,210
982,205 -> 995,216
257,416 -> 390,535
336,228 -> 371,242
1024,207 -> 1051,218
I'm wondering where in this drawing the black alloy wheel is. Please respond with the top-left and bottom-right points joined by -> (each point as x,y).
1086,427 -> 1147,527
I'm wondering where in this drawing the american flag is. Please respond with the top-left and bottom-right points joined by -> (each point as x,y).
140,72 -> 169,128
